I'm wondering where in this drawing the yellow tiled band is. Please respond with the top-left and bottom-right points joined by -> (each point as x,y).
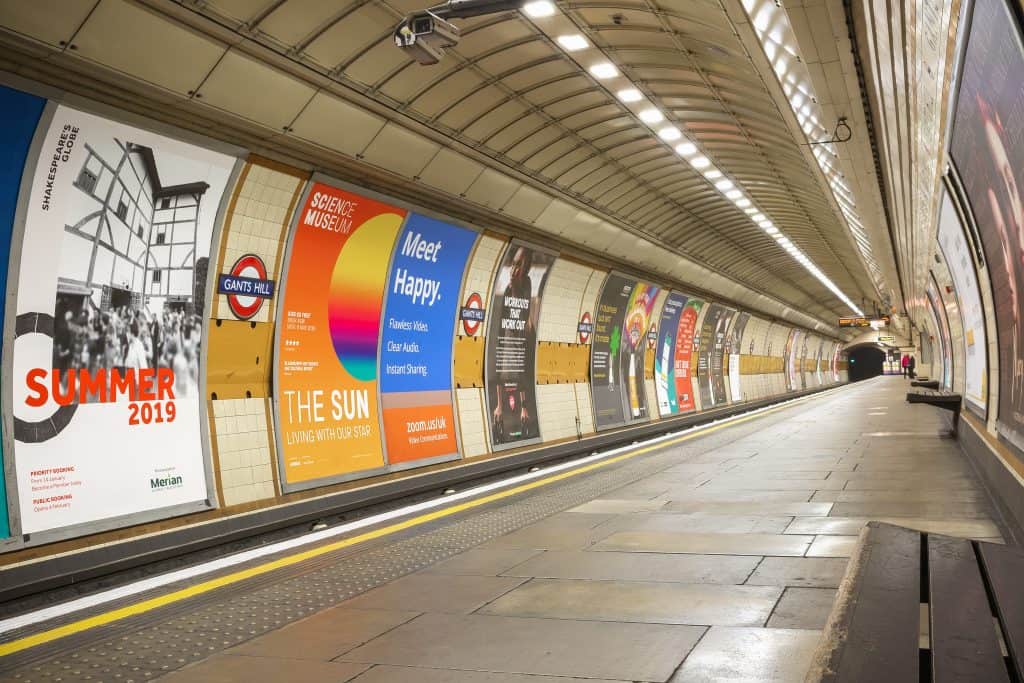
0,393 -> 817,657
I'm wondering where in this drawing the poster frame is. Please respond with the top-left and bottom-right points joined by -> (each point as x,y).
273,173 -> 483,492
0,76 -> 244,549
937,175 -> 990,418
482,238 -> 558,452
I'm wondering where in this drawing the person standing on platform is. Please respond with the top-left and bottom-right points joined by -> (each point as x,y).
908,355 -> 916,379
901,353 -> 910,378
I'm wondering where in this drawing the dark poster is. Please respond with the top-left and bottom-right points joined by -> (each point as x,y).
949,0 -> 1024,447
710,308 -> 735,407
483,241 -> 555,448
590,273 -> 659,429
697,304 -> 725,408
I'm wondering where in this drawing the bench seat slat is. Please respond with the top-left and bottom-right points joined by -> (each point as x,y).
979,543 -> 1024,680
827,522 -> 921,682
929,535 -> 1010,683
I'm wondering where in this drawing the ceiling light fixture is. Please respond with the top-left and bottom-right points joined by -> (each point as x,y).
639,108 -> 664,124
557,34 -> 588,51
658,126 -> 682,141
589,62 -> 618,79
523,0 -> 556,17
617,88 -> 642,102
675,142 -> 697,156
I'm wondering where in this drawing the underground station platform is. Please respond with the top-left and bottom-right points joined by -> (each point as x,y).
2,0 -> 1024,679
0,377 -> 1017,682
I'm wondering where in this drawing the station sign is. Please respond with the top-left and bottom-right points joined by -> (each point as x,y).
218,254 -> 275,320
878,335 -> 895,343
838,315 -> 890,328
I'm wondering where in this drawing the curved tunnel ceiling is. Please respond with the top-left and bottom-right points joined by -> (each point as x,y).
0,0 -> 890,325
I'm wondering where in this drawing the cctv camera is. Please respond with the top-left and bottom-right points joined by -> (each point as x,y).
395,11 -> 460,65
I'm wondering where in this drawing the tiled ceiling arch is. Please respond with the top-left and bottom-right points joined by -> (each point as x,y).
0,0 -> 897,323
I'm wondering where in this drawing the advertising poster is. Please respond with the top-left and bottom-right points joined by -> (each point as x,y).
674,298 -> 703,413
949,0 -> 1024,445
277,181 -> 404,488
728,312 -> 750,402
0,84 -> 47,538
483,241 -> 554,448
784,329 -> 800,391
816,338 -> 825,386
697,304 -> 725,408
800,336 -> 809,390
710,308 -> 734,407
936,189 -> 987,413
8,104 -> 233,534
655,292 -> 688,415
591,273 -> 633,429
380,213 -> 476,466
927,276 -> 954,390
591,274 -> 659,428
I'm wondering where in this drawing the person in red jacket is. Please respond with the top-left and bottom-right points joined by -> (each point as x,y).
901,353 -> 910,378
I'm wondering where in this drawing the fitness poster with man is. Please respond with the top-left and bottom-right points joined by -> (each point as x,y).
483,241 -> 555,449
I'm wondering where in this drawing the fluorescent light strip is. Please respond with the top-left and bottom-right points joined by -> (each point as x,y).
742,0 -> 884,297
522,2 -> 864,316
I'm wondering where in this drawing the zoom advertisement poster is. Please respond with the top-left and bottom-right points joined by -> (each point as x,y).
784,329 -> 799,391
655,292 -> 687,415
927,276 -> 954,391
728,312 -> 749,402
936,189 -> 987,413
8,103 -> 232,534
277,182 -> 404,488
380,214 -> 477,466
0,84 -> 46,539
590,274 -> 660,429
483,241 -> 554,448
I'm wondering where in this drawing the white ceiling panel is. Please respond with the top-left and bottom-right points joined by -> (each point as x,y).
360,122 -> 440,178
0,0 -> 94,47
73,0 -> 225,96
197,49 -> 315,130
289,91 -> 386,157
417,147 -> 485,196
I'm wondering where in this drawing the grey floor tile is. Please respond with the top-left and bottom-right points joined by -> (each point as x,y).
227,608 -> 419,660
565,498 -> 670,514
603,512 -> 794,534
670,627 -> 822,682
785,517 -> 1001,538
594,531 -> 813,556
697,479 -> 847,491
805,536 -> 858,558
480,515 -> 617,550
350,666 -> 630,682
339,613 -> 705,681
664,490 -> 817,503
828,502 -> 993,518
811,489 -> 987,503
159,655 -> 370,683
665,501 -> 833,516
502,550 -> 760,584
421,548 -> 544,576
480,578 -> 783,626
746,557 -> 849,588
767,588 -> 838,629
338,573 -> 527,613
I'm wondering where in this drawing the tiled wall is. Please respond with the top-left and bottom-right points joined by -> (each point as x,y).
454,234 -> 507,457
206,157 -> 308,507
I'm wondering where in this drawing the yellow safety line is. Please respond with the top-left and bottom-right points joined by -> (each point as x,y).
0,394 -> 815,657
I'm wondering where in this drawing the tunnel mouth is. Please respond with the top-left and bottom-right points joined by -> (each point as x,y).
847,344 -> 886,382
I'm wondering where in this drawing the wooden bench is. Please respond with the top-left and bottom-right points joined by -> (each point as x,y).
911,379 -> 941,390
906,389 -> 961,435
807,522 -> 1022,682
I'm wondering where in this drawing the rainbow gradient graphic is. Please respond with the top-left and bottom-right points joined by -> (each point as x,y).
328,213 -> 404,382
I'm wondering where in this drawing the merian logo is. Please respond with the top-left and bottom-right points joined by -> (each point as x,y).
150,475 -> 183,490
